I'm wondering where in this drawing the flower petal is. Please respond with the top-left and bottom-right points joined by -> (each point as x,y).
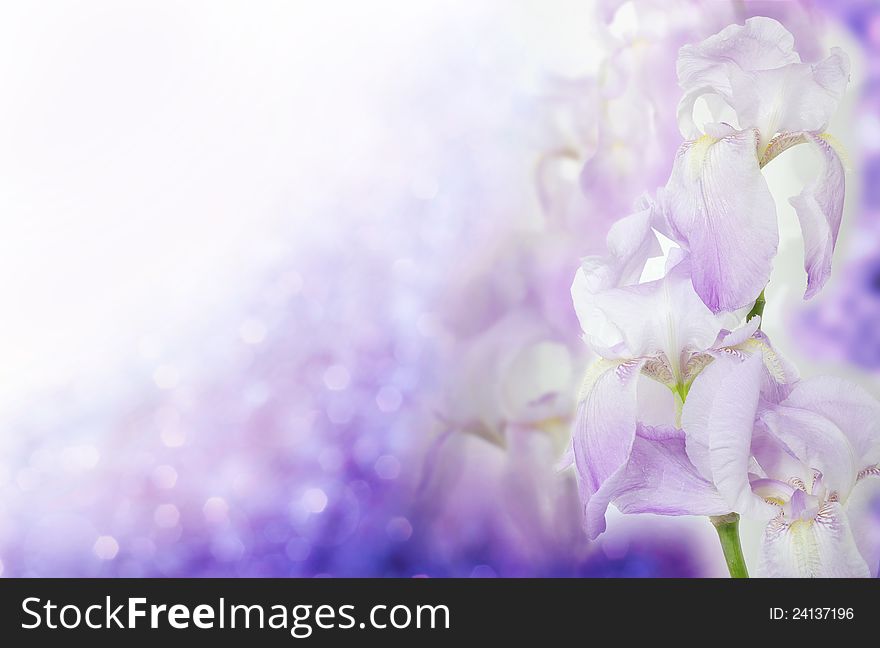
572,208 -> 661,356
663,129 -> 778,312
757,503 -> 871,577
676,17 -> 850,146
676,17 -> 799,139
750,426 -> 813,492
844,478 -> 880,578
789,133 -> 846,299
682,353 -> 777,518
635,372 -> 677,428
759,404 -> 858,499
571,362 -> 642,539
779,376 -> 880,474
750,330 -> 800,403
717,315 -> 761,348
608,424 -> 729,518
584,255 -> 734,360
731,49 -> 849,148
576,207 -> 661,294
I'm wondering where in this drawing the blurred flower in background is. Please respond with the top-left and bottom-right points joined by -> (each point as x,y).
0,0 -> 875,578
795,1 -> 880,370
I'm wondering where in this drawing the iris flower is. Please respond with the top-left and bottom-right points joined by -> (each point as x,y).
683,354 -> 880,577
569,207 -> 792,539
564,15 -> 876,578
655,17 -> 850,312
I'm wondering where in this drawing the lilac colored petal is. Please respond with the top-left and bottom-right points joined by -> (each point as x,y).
718,315 -> 761,348
789,133 -> 846,299
585,257 -> 733,360
572,208 -> 661,356
675,87 -> 729,141
678,17 -> 799,86
556,443 -> 574,472
751,330 -> 800,404
635,373 -> 677,428
789,489 -> 808,518
845,479 -> 880,578
749,477 -> 796,504
572,362 -> 641,539
681,353 -> 776,519
750,427 -> 813,492
676,18 -> 849,147
730,49 -> 849,147
757,503 -> 870,578
576,207 -> 661,294
663,129 -> 778,312
779,376 -> 880,473
608,424 -> 729,518
759,405 -> 858,499
780,50 -> 849,135
676,17 -> 799,139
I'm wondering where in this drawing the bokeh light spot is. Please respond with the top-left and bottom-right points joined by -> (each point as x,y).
93,535 -> 120,560
154,504 -> 181,529
301,488 -> 328,514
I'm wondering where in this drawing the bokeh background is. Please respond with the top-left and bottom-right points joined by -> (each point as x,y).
1,0 -> 878,578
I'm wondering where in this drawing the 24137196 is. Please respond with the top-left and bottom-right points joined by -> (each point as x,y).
770,608 -> 854,621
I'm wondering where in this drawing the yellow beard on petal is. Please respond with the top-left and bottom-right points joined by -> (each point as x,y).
687,134 -> 718,181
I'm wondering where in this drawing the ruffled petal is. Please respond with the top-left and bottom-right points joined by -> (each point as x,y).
608,424 -> 729,518
750,426 -> 813,492
789,133 -> 846,299
663,129 -> 778,312
584,256 -> 734,361
572,208 -> 661,356
779,376 -> 880,475
571,361 -> 642,539
576,207 -> 661,294
676,17 -> 850,147
676,17 -> 799,139
759,404 -> 858,499
757,503 -> 871,578
731,50 -> 849,149
681,353 -> 777,519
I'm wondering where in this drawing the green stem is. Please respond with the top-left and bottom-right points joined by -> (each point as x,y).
745,289 -> 765,327
710,513 -> 749,578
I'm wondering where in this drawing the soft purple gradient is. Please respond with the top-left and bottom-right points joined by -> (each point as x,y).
0,1 -> 874,579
